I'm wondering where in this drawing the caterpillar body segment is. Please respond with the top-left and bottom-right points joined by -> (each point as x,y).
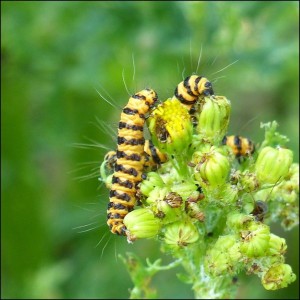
102,140 -> 167,182
144,139 -> 168,170
222,135 -> 255,158
174,75 -> 214,113
107,89 -> 158,235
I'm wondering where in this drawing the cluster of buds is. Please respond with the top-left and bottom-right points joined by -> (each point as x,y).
221,212 -> 296,290
100,89 -> 298,294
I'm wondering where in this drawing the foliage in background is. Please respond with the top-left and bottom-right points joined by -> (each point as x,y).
1,1 -> 298,299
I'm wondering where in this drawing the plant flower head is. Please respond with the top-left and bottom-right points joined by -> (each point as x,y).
148,98 -> 193,155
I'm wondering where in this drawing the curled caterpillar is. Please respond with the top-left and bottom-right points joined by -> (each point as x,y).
107,89 -> 158,235
144,139 -> 168,170
222,135 -> 255,158
102,140 -> 167,179
173,75 -> 214,118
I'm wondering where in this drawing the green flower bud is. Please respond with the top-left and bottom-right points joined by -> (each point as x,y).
124,208 -> 161,243
148,98 -> 193,155
205,235 -> 241,276
268,234 -> 287,256
272,164 -> 299,204
171,181 -> 198,200
214,235 -> 242,262
196,96 -> 231,143
194,147 -> 230,187
164,220 -> 199,247
217,184 -> 239,203
261,263 -> 296,290
255,146 -> 293,185
236,170 -> 259,193
140,172 -> 165,197
240,223 -> 270,257
205,248 -> 231,276
226,212 -> 254,231
156,200 -> 182,224
146,187 -> 169,205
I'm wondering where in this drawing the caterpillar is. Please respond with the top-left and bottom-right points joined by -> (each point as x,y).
107,88 -> 158,235
222,135 -> 255,158
144,139 -> 168,170
102,140 -> 167,178
173,75 -> 214,124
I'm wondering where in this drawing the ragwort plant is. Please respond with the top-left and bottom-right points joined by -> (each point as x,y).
99,83 -> 298,299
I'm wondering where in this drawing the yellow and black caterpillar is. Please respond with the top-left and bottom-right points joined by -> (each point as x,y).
222,135 -> 255,158
107,89 -> 158,235
143,139 -> 167,170
174,74 -> 214,114
103,140 -> 167,175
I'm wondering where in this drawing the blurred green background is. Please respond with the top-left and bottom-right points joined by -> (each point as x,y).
1,1 -> 299,299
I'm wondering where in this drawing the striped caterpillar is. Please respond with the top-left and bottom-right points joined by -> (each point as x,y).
222,135 -> 255,158
103,139 -> 167,177
107,89 -> 158,235
173,75 -> 215,125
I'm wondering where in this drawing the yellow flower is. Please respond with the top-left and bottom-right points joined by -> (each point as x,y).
148,98 -> 193,155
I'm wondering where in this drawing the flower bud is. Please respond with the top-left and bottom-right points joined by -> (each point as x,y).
205,235 -> 241,276
268,234 -> 287,256
214,235 -> 241,262
194,146 -> 230,187
255,146 -> 293,185
124,208 -> 161,243
148,98 -> 193,155
226,212 -> 254,231
164,220 -> 199,247
171,181 -> 199,200
261,263 -> 296,290
240,222 -> 270,257
156,200 -> 182,224
196,96 -> 231,143
272,163 -> 299,204
236,170 -> 259,193
140,172 -> 165,197
218,184 -> 239,203
146,187 -> 169,205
